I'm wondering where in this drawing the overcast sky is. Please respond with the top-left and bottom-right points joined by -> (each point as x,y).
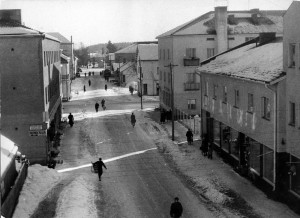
0,0 -> 295,47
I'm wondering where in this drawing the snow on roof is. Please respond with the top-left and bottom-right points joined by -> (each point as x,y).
1,134 -> 18,178
157,10 -> 284,38
137,44 -> 158,61
198,38 -> 283,83
115,44 -> 137,54
47,32 -> 71,43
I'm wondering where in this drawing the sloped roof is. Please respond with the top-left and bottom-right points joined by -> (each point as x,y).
47,32 -> 71,43
197,38 -> 284,83
1,134 -> 18,177
157,10 -> 285,38
115,44 -> 137,54
137,44 -> 158,61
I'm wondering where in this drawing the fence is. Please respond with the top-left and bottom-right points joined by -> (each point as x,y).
1,162 -> 29,218
174,108 -> 201,140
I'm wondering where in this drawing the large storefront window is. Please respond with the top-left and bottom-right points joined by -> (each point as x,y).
263,145 -> 274,183
249,138 -> 261,174
221,125 -> 230,152
213,120 -> 221,147
291,155 -> 300,195
231,129 -> 239,159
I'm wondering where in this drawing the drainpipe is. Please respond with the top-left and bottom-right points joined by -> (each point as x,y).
265,83 -> 277,191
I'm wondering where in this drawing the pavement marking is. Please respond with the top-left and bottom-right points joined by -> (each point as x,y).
57,147 -> 157,173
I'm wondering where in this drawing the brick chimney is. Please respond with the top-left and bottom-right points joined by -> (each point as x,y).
0,9 -> 22,24
215,6 -> 228,54
251,8 -> 260,25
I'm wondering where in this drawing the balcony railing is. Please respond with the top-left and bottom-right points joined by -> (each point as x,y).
183,58 -> 200,66
184,83 -> 200,91
61,74 -> 70,80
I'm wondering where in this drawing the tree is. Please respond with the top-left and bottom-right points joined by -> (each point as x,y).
74,42 -> 89,66
106,40 -> 117,54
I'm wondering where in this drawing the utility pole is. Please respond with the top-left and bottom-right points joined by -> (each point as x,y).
139,57 -> 143,109
165,63 -> 178,141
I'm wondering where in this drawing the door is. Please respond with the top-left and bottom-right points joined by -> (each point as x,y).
143,84 -> 148,95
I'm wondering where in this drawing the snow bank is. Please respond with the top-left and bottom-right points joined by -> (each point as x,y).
12,165 -> 61,218
55,176 -> 97,218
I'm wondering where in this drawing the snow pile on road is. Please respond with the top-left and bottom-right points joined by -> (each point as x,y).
13,165 -> 61,218
55,176 -> 97,218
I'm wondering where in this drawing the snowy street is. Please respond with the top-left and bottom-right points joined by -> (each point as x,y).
12,71 -> 299,218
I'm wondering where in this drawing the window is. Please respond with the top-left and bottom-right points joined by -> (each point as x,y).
213,84 -> 217,99
223,86 -> 227,103
213,120 -> 221,146
159,49 -> 161,60
167,49 -> 170,59
234,89 -> 240,108
207,48 -> 215,58
123,58 -> 126,63
204,81 -> 208,96
163,49 -> 165,60
159,71 -> 162,81
261,97 -> 271,120
164,71 -> 166,82
228,37 -> 235,40
291,155 -> 300,195
188,99 -> 196,110
263,145 -> 274,183
186,73 -> 196,83
248,93 -> 254,113
289,102 -> 296,126
186,48 -> 196,58
207,38 -> 215,41
289,43 -> 296,68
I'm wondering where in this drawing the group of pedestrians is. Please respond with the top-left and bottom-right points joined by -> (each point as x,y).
95,99 -> 106,112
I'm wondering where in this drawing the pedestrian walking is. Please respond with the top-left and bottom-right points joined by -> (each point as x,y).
200,134 -> 208,156
105,84 -> 107,91
88,79 -> 91,86
160,109 -> 166,124
95,102 -> 100,112
170,197 -> 183,218
83,85 -> 86,92
101,99 -> 106,110
207,142 -> 213,159
186,129 -> 193,145
94,158 -> 107,181
131,112 -> 136,127
68,113 -> 74,127
84,72 -> 87,77
92,71 -> 94,75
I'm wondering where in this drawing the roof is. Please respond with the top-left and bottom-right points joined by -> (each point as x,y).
1,134 -> 18,178
47,32 -> 71,43
61,53 -> 70,63
115,44 -> 137,54
197,38 -> 284,83
137,44 -> 158,61
157,9 -> 285,38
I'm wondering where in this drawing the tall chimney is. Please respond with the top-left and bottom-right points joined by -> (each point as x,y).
215,6 -> 228,54
0,9 -> 22,24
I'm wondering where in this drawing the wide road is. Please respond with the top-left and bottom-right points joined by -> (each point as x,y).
33,73 -> 217,218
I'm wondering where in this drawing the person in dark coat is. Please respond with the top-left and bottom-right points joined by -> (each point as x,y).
94,158 -> 107,181
170,197 -> 183,218
83,85 -> 86,92
88,79 -> 91,86
131,112 -> 136,127
68,113 -> 74,127
101,99 -> 105,110
95,102 -> 100,112
186,129 -> 193,145
160,109 -> 166,124
201,134 -> 208,156
105,84 -> 107,91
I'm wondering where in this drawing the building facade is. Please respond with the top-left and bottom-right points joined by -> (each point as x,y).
61,53 -> 71,101
157,6 -> 285,116
283,1 -> 300,199
0,10 -> 62,164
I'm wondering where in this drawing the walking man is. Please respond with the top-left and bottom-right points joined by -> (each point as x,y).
88,79 -> 91,86
101,99 -> 106,110
186,129 -> 193,145
105,84 -> 107,91
68,113 -> 74,127
170,197 -> 183,218
131,112 -> 136,127
95,158 -> 107,181
83,85 -> 86,92
95,102 -> 100,112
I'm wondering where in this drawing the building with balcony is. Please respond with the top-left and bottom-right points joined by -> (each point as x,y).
157,5 -> 285,116
0,10 -> 62,164
283,1 -> 300,201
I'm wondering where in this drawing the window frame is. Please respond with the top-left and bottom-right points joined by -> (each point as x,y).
289,101 -> 296,126
261,97 -> 271,120
223,86 -> 227,104
188,99 -> 196,110
234,89 -> 240,108
213,84 -> 217,100
248,93 -> 254,113
289,43 -> 296,68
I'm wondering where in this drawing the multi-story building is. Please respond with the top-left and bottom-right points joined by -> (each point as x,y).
0,10 -> 62,164
197,33 -> 287,195
283,1 -> 300,200
137,43 -> 159,96
157,5 -> 285,116
61,53 -> 71,101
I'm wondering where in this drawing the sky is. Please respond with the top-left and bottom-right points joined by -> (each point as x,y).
0,0 -> 295,47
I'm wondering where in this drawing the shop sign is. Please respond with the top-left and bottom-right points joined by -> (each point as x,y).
29,130 -> 47,136
29,125 -> 43,131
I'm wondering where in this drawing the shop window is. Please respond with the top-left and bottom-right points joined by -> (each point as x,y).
263,145 -> 274,183
289,102 -> 296,126
290,155 -> 300,195
213,120 -> 221,147
221,125 -> 231,152
248,93 -> 254,113
249,138 -> 261,174
231,129 -> 239,159
261,97 -> 271,120
188,99 -> 196,110
289,43 -> 296,68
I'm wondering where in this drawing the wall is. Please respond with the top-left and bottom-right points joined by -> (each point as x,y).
141,60 -> 158,95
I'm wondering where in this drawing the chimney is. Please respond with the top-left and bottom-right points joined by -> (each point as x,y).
251,8 -> 260,25
215,6 -> 228,54
0,9 -> 22,24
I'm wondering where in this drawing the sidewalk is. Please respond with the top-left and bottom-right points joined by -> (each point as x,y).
145,110 -> 299,218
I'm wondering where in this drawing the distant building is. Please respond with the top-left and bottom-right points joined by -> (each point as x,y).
283,1 -> 300,200
0,10 -> 62,164
61,53 -> 71,101
157,6 -> 285,116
